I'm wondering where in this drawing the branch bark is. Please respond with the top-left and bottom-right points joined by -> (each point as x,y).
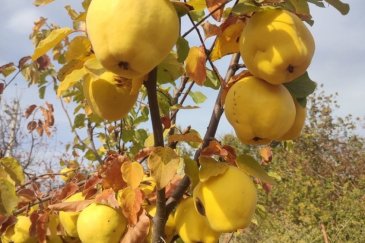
144,68 -> 167,243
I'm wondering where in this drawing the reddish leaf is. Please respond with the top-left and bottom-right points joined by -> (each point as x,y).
260,146 -> 273,163
119,187 -> 143,226
25,104 -> 37,119
161,116 -> 171,129
82,175 -> 101,198
95,188 -> 119,209
99,154 -> 128,191
206,0 -> 227,21
262,182 -> 273,194
202,22 -> 221,39
45,102 -> 54,112
27,121 -> 37,132
164,175 -> 183,198
29,212 -> 40,238
36,55 -> 51,70
121,210 -> 150,243
37,120 -> 44,137
17,188 -> 37,202
185,46 -> 207,85
40,106 -> 54,127
0,83 -> 4,95
35,212 -> 48,243
0,215 -> 16,234
48,199 -> 93,212
55,182 -> 79,202
135,147 -> 154,162
18,56 -> 32,69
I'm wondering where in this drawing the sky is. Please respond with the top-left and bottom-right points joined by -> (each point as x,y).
0,0 -> 364,148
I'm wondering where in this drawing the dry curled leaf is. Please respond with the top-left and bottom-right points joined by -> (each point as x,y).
121,210 -> 150,243
118,187 -> 143,226
25,105 -> 37,118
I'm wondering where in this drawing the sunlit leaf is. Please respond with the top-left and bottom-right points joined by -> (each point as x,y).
65,36 -> 92,62
0,178 -> 18,215
176,37 -> 190,63
57,67 -> 86,97
187,0 -> 206,11
0,63 -> 16,77
202,22 -> 221,39
33,0 -> 54,6
121,210 -> 150,242
183,157 -> 199,190
147,147 -> 180,189
0,157 -> 25,185
118,187 -> 143,225
157,53 -> 184,84
206,0 -> 227,21
32,27 -> 72,61
168,132 -> 203,144
185,46 -> 207,85
324,0 -> 350,15
121,162 -> 144,189
189,91 -> 207,104
199,157 -> 228,182
236,154 -> 276,185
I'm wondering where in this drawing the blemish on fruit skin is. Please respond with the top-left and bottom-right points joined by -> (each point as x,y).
195,198 -> 206,216
287,64 -> 294,73
118,61 -> 129,70
253,137 -> 262,142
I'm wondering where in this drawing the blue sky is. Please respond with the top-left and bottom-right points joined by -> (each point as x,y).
0,0 -> 364,147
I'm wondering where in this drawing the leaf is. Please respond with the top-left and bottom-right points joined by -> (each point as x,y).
176,37 -> 190,63
121,210 -> 150,243
118,187 -> 143,225
259,146 -> 273,163
236,154 -> 276,185
199,157 -> 228,182
147,147 -> 180,189
183,157 -> 199,190
324,0 -> 350,15
0,178 -> 18,215
48,199 -> 93,212
157,53 -> 184,84
287,0 -> 311,17
168,132 -> 203,144
0,157 -> 25,185
187,0 -> 207,11
99,155 -> 128,192
57,67 -> 86,96
121,162 -> 144,189
33,0 -> 54,6
32,27 -> 72,61
24,105 -> 37,119
65,36 -> 92,62
170,104 -> 199,110
202,22 -> 221,39
95,188 -> 120,209
189,91 -> 207,104
172,1 -> 194,17
284,72 -> 317,99
232,1 -> 261,15
210,21 -> 245,61
0,63 -> 16,77
204,70 -> 220,90
185,46 -> 207,85
200,140 -> 236,164
206,0 -> 227,22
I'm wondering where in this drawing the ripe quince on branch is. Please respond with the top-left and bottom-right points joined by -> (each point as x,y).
224,76 -> 296,145
86,0 -> 179,78
193,165 -> 257,232
83,71 -> 143,121
239,9 -> 315,85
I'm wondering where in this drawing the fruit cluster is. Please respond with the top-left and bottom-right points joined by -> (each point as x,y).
225,9 -> 315,145
84,0 -> 180,121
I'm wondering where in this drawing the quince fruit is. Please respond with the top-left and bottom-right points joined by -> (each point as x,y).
1,215 -> 37,243
193,165 -> 257,232
239,9 -> 315,85
59,192 -> 85,238
83,71 -> 142,121
175,197 -> 221,243
77,203 -> 127,243
224,76 -> 296,145
280,99 -> 306,140
47,215 -> 63,243
145,205 -> 176,243
86,0 -> 179,78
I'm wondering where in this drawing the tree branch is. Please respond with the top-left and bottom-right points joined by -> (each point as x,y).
144,68 -> 167,243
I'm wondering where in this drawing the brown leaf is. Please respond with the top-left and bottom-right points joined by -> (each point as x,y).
202,22 -> 221,39
48,199 -> 93,212
121,210 -> 150,243
36,55 -> 51,70
260,146 -> 273,163
17,188 -> 37,202
161,116 -> 171,130
37,120 -> 44,137
99,154 -> 128,191
35,212 -> 48,243
40,106 -> 54,127
119,187 -> 143,226
135,148 -> 154,162
0,83 -> 4,95
168,132 -> 203,144
27,121 -> 37,132
165,175 -> 183,198
185,46 -> 207,85
54,182 -> 79,202
82,175 -> 101,198
95,188 -> 119,209
25,104 -> 37,119
206,0 -> 227,22
18,56 -> 32,69
45,102 -> 54,112
0,215 -> 16,235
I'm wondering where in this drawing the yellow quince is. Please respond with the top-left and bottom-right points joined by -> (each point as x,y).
1,215 -> 37,243
224,76 -> 296,145
59,192 -> 85,238
83,71 -> 143,121
175,197 -> 221,243
77,203 -> 127,243
239,9 -> 315,85
86,0 -> 179,78
193,165 -> 257,232
279,99 -> 306,140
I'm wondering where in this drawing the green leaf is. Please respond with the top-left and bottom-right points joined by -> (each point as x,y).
172,1 -> 194,17
189,10 -> 205,22
0,178 -> 19,215
232,2 -> 260,15
157,53 -> 184,84
0,63 -> 16,77
176,37 -> 190,63
324,0 -> 350,15
73,113 -> 85,129
189,91 -> 207,104
0,157 -> 25,185
307,0 -> 325,7
84,149 -> 97,161
32,27 -> 73,61
183,157 -> 199,190
204,70 -> 220,90
284,72 -> 317,99
236,154 -> 276,185
287,0 -> 311,16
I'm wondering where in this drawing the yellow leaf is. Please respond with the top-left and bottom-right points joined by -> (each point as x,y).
0,178 -> 19,215
121,162 -> 144,189
32,27 -> 72,61
199,156 -> 228,182
168,132 -> 203,144
210,21 -> 245,61
57,67 -> 86,97
185,46 -> 207,85
33,0 -> 54,6
147,147 -> 180,189
83,55 -> 105,76
0,157 -> 25,185
187,0 -> 206,11
58,59 -> 86,81
65,36 -> 92,62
